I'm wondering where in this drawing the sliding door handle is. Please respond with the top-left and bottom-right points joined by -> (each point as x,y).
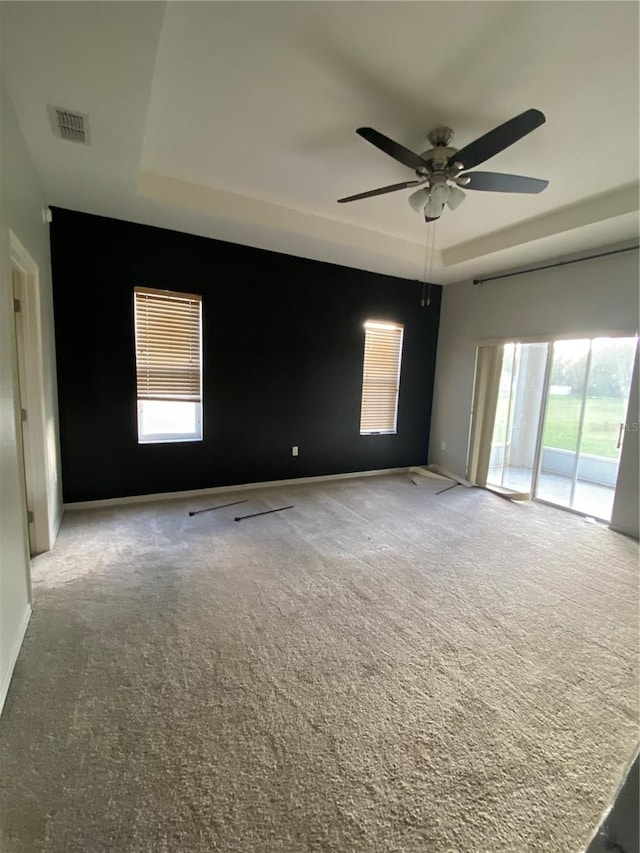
616,422 -> 624,450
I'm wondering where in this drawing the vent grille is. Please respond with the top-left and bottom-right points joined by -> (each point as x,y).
48,106 -> 89,144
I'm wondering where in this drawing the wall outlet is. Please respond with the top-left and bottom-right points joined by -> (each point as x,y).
440,441 -> 446,450
292,446 -> 298,456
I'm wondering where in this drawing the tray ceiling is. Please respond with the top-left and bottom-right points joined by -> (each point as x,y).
1,1 -> 638,283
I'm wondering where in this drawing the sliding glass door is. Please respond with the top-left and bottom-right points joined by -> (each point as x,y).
475,335 -> 637,521
536,337 -> 637,519
536,339 -> 590,509
486,343 -> 548,494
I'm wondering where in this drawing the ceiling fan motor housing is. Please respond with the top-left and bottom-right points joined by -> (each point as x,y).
423,146 -> 454,167
419,146 -> 460,175
427,126 -> 455,146
413,128 -> 483,219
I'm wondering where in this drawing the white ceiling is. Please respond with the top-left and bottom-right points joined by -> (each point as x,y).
2,1 -> 638,284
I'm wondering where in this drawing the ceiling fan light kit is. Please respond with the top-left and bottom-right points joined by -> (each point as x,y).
338,109 -> 549,221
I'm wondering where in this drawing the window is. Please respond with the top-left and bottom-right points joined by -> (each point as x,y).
134,287 -> 203,443
360,320 -> 404,435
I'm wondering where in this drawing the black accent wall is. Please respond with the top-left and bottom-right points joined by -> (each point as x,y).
50,208 -> 441,502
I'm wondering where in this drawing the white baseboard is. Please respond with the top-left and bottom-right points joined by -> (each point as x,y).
0,604 -> 32,717
64,467 -> 413,511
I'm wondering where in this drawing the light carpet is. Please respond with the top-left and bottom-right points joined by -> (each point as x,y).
1,474 -> 638,852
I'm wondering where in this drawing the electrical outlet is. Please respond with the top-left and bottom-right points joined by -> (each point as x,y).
292,446 -> 299,456
441,441 -> 446,450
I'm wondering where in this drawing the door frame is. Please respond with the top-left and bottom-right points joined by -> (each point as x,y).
470,331 -> 639,521
9,230 -> 54,555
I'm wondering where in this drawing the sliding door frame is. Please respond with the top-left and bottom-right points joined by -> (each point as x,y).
569,342 -> 593,507
530,343 -> 552,501
470,330 -> 638,519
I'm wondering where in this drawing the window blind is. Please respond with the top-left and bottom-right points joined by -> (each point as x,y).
360,321 -> 404,434
134,287 -> 202,402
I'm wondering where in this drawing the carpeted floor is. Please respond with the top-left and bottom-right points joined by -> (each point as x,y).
0,474 -> 638,852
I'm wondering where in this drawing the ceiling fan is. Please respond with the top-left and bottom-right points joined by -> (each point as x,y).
338,109 -> 548,221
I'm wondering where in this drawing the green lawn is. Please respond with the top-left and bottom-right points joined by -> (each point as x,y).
494,393 -> 627,459
544,395 -> 626,458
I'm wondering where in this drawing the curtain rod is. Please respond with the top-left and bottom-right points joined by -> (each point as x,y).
472,245 -> 639,286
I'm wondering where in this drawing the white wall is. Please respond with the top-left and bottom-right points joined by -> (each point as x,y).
0,76 -> 61,713
611,353 -> 639,538
429,244 -> 639,537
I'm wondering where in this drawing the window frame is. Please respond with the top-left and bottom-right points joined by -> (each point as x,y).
359,319 -> 404,436
133,286 -> 203,445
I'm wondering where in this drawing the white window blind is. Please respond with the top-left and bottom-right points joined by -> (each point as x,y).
134,287 -> 202,402
360,320 -> 404,435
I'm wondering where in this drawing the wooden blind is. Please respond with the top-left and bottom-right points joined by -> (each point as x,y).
134,287 -> 202,402
360,321 -> 404,434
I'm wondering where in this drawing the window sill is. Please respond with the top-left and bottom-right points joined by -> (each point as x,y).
138,436 -> 203,445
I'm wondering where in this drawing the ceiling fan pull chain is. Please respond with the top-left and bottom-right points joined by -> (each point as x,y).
428,221 -> 436,304
420,219 -> 437,306
429,221 -> 436,286
421,222 -> 430,306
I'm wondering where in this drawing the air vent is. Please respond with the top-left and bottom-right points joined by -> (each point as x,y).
48,106 -> 90,144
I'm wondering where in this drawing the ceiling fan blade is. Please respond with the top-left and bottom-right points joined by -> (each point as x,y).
449,109 -> 546,171
462,171 -> 548,193
338,180 -> 422,203
356,127 -> 426,170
